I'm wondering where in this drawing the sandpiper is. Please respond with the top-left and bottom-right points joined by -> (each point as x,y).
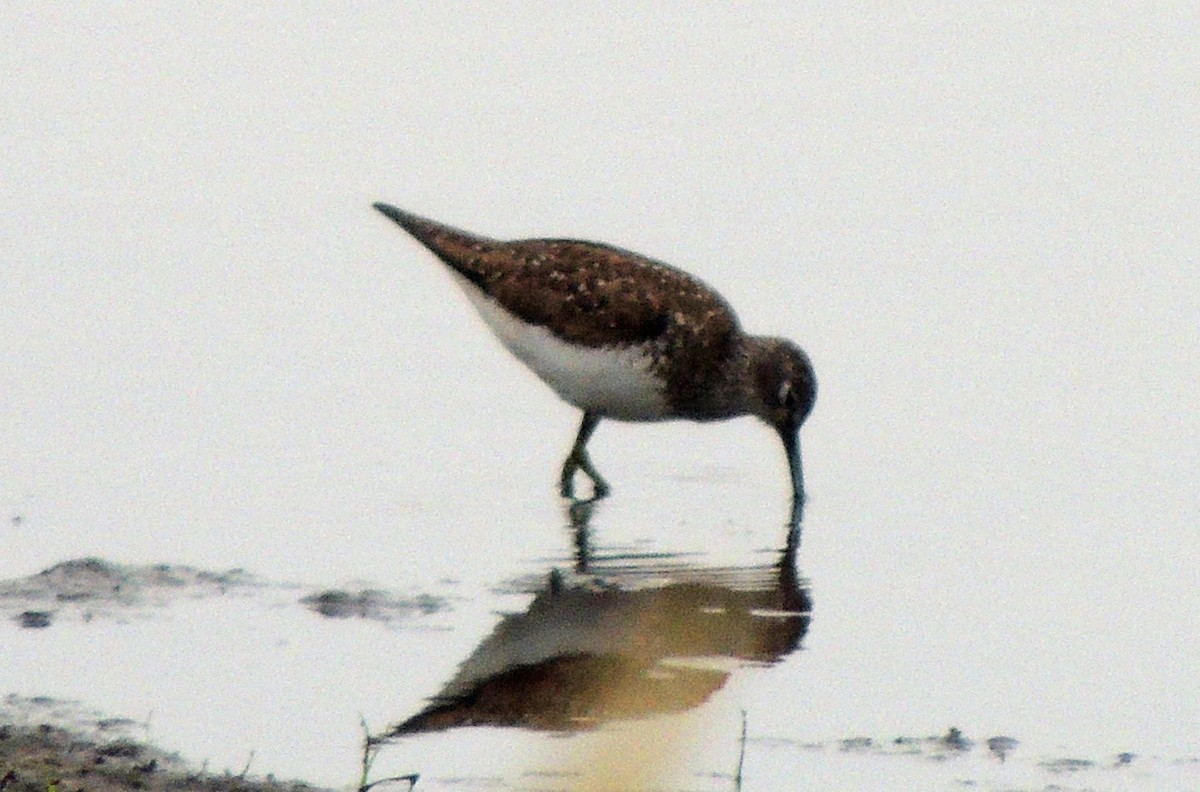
373,203 -> 816,504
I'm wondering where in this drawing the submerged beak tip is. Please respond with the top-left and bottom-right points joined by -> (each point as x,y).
779,424 -> 805,499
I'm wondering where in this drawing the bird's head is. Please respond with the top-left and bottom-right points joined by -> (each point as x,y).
749,338 -> 817,503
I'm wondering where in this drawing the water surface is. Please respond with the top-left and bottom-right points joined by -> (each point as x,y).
3,5 -> 1198,790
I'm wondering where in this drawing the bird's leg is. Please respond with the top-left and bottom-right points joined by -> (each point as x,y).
560,411 -> 609,499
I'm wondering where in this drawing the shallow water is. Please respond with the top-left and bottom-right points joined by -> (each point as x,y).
3,5 -> 1199,791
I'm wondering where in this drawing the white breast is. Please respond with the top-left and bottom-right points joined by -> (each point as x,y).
452,274 -> 670,421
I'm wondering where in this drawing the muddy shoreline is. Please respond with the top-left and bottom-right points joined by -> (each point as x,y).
0,695 -> 333,792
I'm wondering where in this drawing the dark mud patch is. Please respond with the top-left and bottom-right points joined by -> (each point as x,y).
0,558 -> 262,628
1,558 -> 449,630
301,588 -> 446,625
833,727 -> 990,762
0,696 -> 328,792
750,726 -> 1200,790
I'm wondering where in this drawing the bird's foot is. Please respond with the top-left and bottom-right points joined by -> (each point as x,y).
560,453 -> 610,501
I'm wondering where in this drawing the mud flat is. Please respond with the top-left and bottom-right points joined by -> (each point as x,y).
0,696 -> 329,792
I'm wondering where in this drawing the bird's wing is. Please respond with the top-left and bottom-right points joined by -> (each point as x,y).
375,204 -> 739,349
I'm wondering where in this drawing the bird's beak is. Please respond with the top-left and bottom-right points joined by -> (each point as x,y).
779,424 -> 805,506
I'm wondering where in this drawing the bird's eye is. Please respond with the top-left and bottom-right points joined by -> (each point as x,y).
777,382 -> 795,408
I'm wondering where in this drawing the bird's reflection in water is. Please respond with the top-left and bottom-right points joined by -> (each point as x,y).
386,499 -> 811,737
